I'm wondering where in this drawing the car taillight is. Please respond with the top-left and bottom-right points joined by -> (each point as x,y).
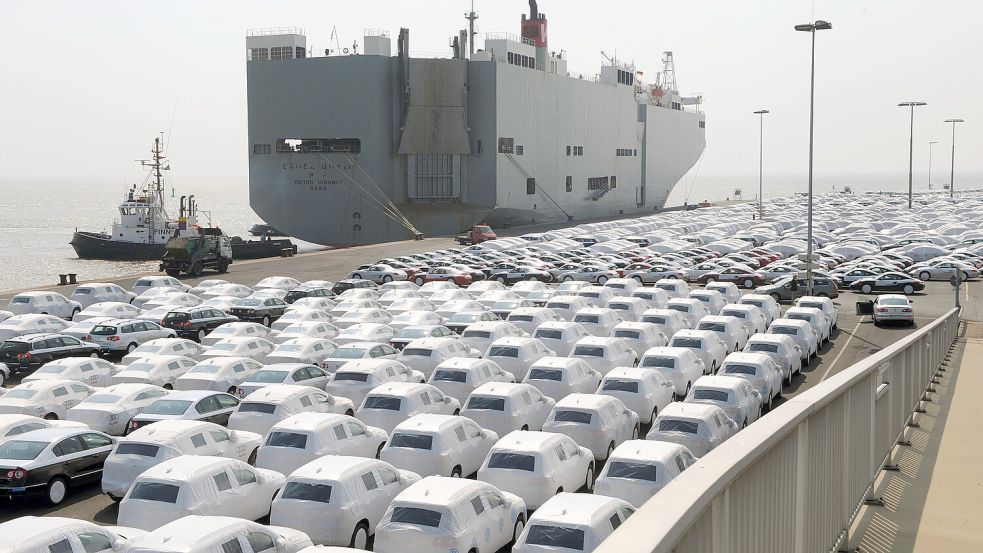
16,352 -> 30,360
5,468 -> 25,479
875,308 -> 887,313
177,321 -> 192,326
107,336 -> 120,341
902,308 -> 912,313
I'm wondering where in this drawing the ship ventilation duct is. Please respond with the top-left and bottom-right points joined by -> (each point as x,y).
529,0 -> 538,18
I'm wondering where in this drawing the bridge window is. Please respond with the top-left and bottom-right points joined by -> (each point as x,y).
588,177 -> 609,191
526,178 -> 536,195
515,145 -> 524,156
566,176 -> 573,192
248,48 -> 269,61
497,138 -> 514,154
253,144 -> 271,155
276,138 -> 361,154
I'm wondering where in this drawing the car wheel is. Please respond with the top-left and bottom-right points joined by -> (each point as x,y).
520,424 -> 529,431
605,442 -> 615,461
585,464 -> 595,491
89,352 -> 100,358
563,276 -> 573,282
0,371 -> 5,387
414,277 -> 425,286
512,516 -> 526,545
633,276 -> 644,284
197,329 -> 207,343
191,262 -> 203,277
350,522 -> 370,550
919,271 -> 931,281
45,477 -> 69,506
451,465 -> 463,478
771,293 -> 782,302
632,424 -> 639,439
784,371 -> 792,386
903,284 -> 915,295
376,442 -> 385,459
71,307 -> 80,320
346,409 -> 355,416
964,272 -> 972,281
247,448 -> 258,466
496,276 -> 506,283
861,284 -> 873,294
352,273 -> 362,280
162,384 -> 173,390
651,406 -> 658,424
383,275 -> 393,283
598,276 -> 608,284
126,343 -> 137,354
43,413 -> 58,420
744,279 -> 755,289
704,276 -> 715,283
227,386 -> 237,395
261,315 -> 271,327
453,408 -> 461,416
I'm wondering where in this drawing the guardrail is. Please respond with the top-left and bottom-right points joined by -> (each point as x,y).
598,308 -> 960,553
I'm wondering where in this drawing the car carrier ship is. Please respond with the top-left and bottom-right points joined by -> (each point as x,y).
245,0 -> 706,247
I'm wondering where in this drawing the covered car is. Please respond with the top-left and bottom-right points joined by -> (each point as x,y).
256,413 -> 388,475
123,515 -> 312,553
173,356 -> 264,393
596,367 -> 675,424
542,394 -> 639,461
593,440 -> 696,508
229,384 -> 354,436
380,414 -> 498,478
427,357 -> 515,403
646,402 -> 737,457
236,363 -> 330,397
66,383 -> 169,435
460,383 -> 555,437
522,357 -> 601,402
512,492 -> 634,553
356,382 -> 461,434
110,355 -> 197,388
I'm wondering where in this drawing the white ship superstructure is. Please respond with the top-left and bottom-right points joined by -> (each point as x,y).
245,1 -> 706,246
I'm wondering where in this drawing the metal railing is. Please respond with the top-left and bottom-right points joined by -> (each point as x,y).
246,27 -> 305,37
597,308 -> 960,553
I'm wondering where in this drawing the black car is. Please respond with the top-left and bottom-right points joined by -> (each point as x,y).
331,279 -> 378,295
0,333 -> 100,374
0,427 -> 115,505
489,265 -> 554,284
850,273 -> 926,295
284,286 -> 336,304
228,297 -> 288,327
162,306 -> 239,342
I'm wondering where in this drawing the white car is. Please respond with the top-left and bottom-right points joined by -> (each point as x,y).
604,297 -> 650,323
100,420 -> 262,500
319,341 -> 400,373
638,346 -> 707,399
124,516 -> 312,553
478,430 -> 595,509
141,292 -> 202,311
744,333 -> 804,385
0,314 -> 70,341
198,283 -> 254,300
593,440 -> 696,508
428,357 -> 514,403
333,308 -> 393,329
120,338 -> 205,365
687,290 -> 728,316
506,307 -> 564,335
324,359 -> 424,407
705,281 -> 742,303
387,297 -> 436,316
60,316 -> 115,340
461,383 -> 555,437
73,301 -> 143,322
512,493 -> 634,553
647,402 -> 739,457
872,294 -> 916,326
200,321 -> 273,347
357,382 -> 461,433
639,307 -> 691,336
87,318 -> 176,354
466,280 -> 508,297
377,289 -> 424,308
255,275 -> 302,291
397,337 -> 481,378
511,280 -> 550,298
132,276 -> 189,296
459,320 -> 527,355
288,296 -> 338,312
173,356 -> 264,393
118,456 -> 284,530
532,321 -> 591,356
270,308 -> 333,333
686,375 -> 762,427
265,338 -> 339,365
380,414 -> 498,478
187,279 -> 232,296
333,323 -> 395,346
273,321 -> 341,344
70,282 -> 137,308
442,309 -> 500,334
133,305 -> 181,324
256,413 -> 388,475
374,477 -> 526,553
542,394 -> 639,461
390,324 -> 456,350
229,384 -> 354,435
388,310 -> 443,332
718,352 -> 784,409
665,298 -> 712,328
631,288 -> 672,311
0,515 -> 139,553
695,315 -> 750,353
571,307 -> 624,337
668,329 -> 727,374
795,295 -> 839,329
435,300 -> 486,321
236,363 -> 330,397
575,286 -> 619,308
200,336 -> 275,363
66,383 -> 168,435
597,367 -> 675,424
6,291 -> 82,320
0,379 -> 94,419
653,278 -> 692,298
767,318 -> 820,361
601,277 -> 642,298
23,356 -> 118,387
271,456 -> 420,548
127,391 -> 242,432
544,295 -> 595,321
610,321 -> 669,357
418,280 -> 462,297
523,357 -> 601,402
0,414 -> 86,442
569,336 -> 638,376
738,294 -> 783,325
785,306 -> 832,343
484,336 -> 555,381
719,304 -> 769,337
349,264 -> 409,284
111,355 -> 197,388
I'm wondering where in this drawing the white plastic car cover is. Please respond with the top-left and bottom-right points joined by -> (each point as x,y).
0,517 -> 129,553
126,516 -> 313,553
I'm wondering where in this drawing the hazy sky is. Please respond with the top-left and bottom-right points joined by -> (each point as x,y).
1,0 -> 980,187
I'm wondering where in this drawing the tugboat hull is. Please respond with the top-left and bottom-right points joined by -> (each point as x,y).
70,231 -> 165,261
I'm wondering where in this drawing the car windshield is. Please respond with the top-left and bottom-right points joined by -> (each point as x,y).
488,346 -> 519,358
363,396 -> 402,410
462,330 -> 491,339
553,410 -> 592,424
613,330 -> 640,340
723,364 -> 757,375
769,326 -> 797,335
607,461 -> 658,482
333,372 -> 369,382
391,507 -> 442,528
722,311 -> 746,319
642,316 -> 667,325
189,364 -> 221,374
534,329 -> 562,340
331,348 -> 367,359
90,325 -> 118,336
129,482 -> 180,503
124,362 -> 157,372
116,443 -> 160,457
237,299 -> 263,307
401,348 -> 432,357
163,312 -> 190,322
389,432 -> 433,450
528,368 -> 563,381
692,389 -> 730,402
266,431 -> 308,449
250,370 -> 288,383
880,298 -> 909,306
671,338 -> 703,349
282,482 -> 332,503
800,302 -> 824,309
142,400 -> 192,415
659,419 -> 699,433
432,370 -> 467,383
9,297 -> 30,304
698,323 -> 726,332
488,452 -> 535,471
573,314 -> 599,324
467,397 -> 505,411
397,329 -> 429,339
0,440 -> 47,460
602,379 -> 639,393
748,343 -> 779,353
238,402 -> 277,414
525,525 -> 585,549
573,346 -> 604,357
82,394 -> 120,404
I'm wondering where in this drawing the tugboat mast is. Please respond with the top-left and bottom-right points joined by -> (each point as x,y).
137,134 -> 168,244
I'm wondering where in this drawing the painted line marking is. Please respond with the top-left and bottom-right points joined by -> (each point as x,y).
822,319 -> 864,381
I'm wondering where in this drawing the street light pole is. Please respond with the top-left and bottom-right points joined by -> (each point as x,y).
928,140 -> 938,189
943,119 -> 964,198
898,102 -> 926,209
753,109 -> 770,220
795,20 -> 832,296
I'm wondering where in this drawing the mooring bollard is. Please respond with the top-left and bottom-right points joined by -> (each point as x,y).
68,273 -> 78,284
58,274 -> 69,286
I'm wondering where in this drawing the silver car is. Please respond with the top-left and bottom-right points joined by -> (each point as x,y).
754,276 -> 839,302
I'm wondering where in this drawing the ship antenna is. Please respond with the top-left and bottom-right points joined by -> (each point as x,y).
465,0 -> 478,57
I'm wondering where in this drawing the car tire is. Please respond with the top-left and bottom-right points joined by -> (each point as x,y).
520,424 -> 529,431
352,273 -> 362,280
0,371 -> 5,387
744,279 -> 755,289
261,315 -> 271,327
383,275 -> 393,283
453,408 -> 461,416
632,424 -> 639,439
633,276 -> 644,284
43,413 -> 58,420
451,465 -> 463,478
903,284 -> 915,295
126,343 -> 137,354
197,329 -> 207,343
45,477 -> 69,506
247,448 -> 258,466
496,276 -> 507,284
598,276 -> 608,284
704,276 -> 715,283
585,464 -> 595,491
350,522 -> 370,550
414,277 -> 425,286
191,262 -> 204,277
89,352 -> 100,358
651,406 -> 658,424
563,276 -> 573,282
512,516 -> 526,545
605,442 -> 615,461
861,284 -> 873,294
71,308 -> 80,320
920,271 -> 931,281
771,293 -> 782,302
376,442 -> 385,459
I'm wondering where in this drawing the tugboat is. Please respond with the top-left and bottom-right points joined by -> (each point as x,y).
71,135 -> 199,261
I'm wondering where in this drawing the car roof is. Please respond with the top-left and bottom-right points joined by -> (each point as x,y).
13,426 -> 95,441
603,367 -> 654,381
368,382 -> 430,397
125,420 -> 221,443
659,402 -> 724,419
468,382 -> 530,398
0,517 -> 102,547
554,393 -> 616,410
531,493 -> 628,527
127,516 -> 251,552
269,412 -> 350,432
335,359 -> 401,373
137,454 -> 234,482
610,439 -> 687,464
393,414 -> 467,433
242,384 -> 321,402
491,430 -> 564,452
10,378 -> 85,391
722,352 -> 774,366
289,455 -> 380,481
692,375 -> 745,391
394,475 -> 490,507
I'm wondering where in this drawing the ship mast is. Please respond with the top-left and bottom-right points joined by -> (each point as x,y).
465,0 -> 478,57
138,135 -> 168,244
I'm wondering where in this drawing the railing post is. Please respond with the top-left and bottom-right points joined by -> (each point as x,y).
795,420 -> 809,553
711,488 -> 731,553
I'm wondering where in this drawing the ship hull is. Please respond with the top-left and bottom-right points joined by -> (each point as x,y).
70,231 -> 165,261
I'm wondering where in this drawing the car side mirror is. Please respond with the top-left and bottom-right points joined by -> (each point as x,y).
444,397 -> 453,403
229,430 -> 239,442
275,537 -> 287,551
111,540 -> 127,552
